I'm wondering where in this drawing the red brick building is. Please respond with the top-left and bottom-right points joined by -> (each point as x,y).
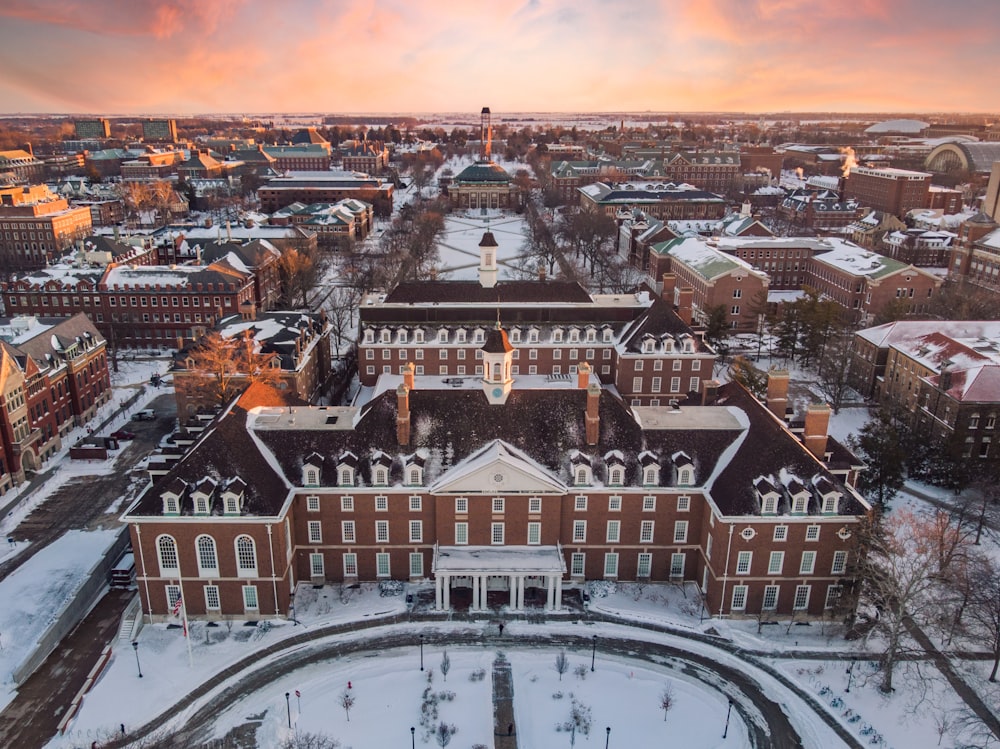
259,172 -> 393,216
843,167 -> 932,218
580,182 -> 727,221
0,184 -> 93,271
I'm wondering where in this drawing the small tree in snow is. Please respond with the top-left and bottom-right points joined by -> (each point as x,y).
554,651 -> 569,681
433,721 -> 457,747
659,685 -> 675,721
440,651 -> 451,682
339,690 -> 355,722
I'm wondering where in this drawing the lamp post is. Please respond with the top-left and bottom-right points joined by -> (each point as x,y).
846,659 -> 856,693
722,699 -> 733,739
591,635 -> 597,672
289,591 -> 296,626
420,634 -> 424,671
410,726 -> 415,749
605,726 -> 611,749
131,641 -> 142,678
285,691 -> 291,729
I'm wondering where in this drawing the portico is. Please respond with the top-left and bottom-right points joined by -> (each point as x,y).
432,545 -> 567,612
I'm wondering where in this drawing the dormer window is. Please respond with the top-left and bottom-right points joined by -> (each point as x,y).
305,468 -> 319,487
575,466 -> 590,485
380,329 -> 391,343
529,328 -> 540,343
456,328 -> 466,343
682,338 -> 694,353
585,327 -> 597,343
510,328 -> 521,343
608,466 -> 624,485
761,493 -> 778,515
374,467 -> 388,486
363,329 -> 375,344
822,493 -> 840,514
414,329 -> 424,344
224,493 -> 240,515
438,328 -> 448,343
643,466 -> 659,486
398,330 -> 408,344
339,467 -> 354,486
194,494 -> 210,515
792,494 -> 808,514
407,465 -> 423,486
663,338 -> 675,353
553,328 -> 564,343
163,495 -> 179,515
642,338 -> 656,354
569,327 -> 580,343
473,328 -> 485,344
602,328 -> 613,343
677,468 -> 692,486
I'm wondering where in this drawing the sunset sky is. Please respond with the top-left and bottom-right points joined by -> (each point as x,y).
0,0 -> 997,115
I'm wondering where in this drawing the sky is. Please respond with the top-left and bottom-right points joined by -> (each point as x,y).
0,0 -> 998,115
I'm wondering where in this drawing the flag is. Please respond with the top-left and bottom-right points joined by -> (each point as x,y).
295,690 -> 301,698
172,596 -> 183,616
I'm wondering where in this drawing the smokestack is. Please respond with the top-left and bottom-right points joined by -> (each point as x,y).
677,287 -> 694,325
403,361 -> 416,391
577,362 -> 592,389
396,384 -> 411,446
585,383 -> 601,446
766,370 -> 790,420
661,273 -> 676,304
803,403 -> 831,459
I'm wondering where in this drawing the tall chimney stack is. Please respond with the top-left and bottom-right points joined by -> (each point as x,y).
766,370 -> 790,420
396,384 -> 411,446
803,403 -> 831,459
677,286 -> 694,325
661,273 -> 676,304
585,383 -> 601,446
403,361 -> 416,391
577,362 -> 592,389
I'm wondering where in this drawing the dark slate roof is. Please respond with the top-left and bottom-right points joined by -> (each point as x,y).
617,296 -> 698,353
454,160 -> 511,184
482,326 -> 513,354
383,280 -> 593,305
201,239 -> 279,268
81,235 -> 137,257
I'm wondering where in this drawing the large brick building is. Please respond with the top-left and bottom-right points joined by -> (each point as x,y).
579,182 -> 727,221
122,354 -> 867,622
258,172 -> 393,216
843,167 -> 932,218
0,314 -> 110,494
0,184 -> 93,271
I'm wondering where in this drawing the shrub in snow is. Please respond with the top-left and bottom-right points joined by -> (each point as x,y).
587,580 -> 616,598
574,664 -> 588,680
469,668 -> 486,682
378,580 -> 403,597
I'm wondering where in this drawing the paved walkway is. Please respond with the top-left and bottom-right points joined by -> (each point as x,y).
492,655 -> 517,749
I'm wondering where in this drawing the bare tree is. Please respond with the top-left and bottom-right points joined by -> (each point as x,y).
659,685 -> 675,722
176,330 -> 284,410
554,650 -> 569,681
814,329 -> 855,414
279,733 -> 342,749
339,690 -> 355,722
965,553 -> 1000,682
433,721 -> 457,748
279,246 -> 329,308
322,285 -> 360,357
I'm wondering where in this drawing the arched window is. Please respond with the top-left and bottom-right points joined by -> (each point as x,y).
609,467 -> 624,485
374,468 -> 388,485
339,467 -> 353,486
576,467 -> 588,485
408,467 -> 422,485
157,535 -> 179,575
678,468 -> 692,486
196,535 -> 219,576
305,469 -> 318,486
235,535 -> 258,577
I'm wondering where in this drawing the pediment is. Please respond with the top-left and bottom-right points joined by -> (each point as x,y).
430,439 -> 566,494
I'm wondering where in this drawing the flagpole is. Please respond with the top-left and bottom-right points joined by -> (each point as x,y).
182,595 -> 193,668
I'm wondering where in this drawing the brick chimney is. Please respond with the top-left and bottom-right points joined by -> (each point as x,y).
677,286 -> 694,325
803,403 -> 831,459
766,370 -> 790,420
585,383 -> 601,446
661,273 -> 676,303
701,379 -> 720,406
403,361 -> 416,390
396,384 -> 411,446
538,264 -> 547,282
577,361 -> 592,389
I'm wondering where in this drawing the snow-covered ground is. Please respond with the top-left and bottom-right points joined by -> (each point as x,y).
435,212 -> 530,281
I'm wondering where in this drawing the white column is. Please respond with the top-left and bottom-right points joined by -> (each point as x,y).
435,575 -> 442,610
546,575 -> 555,610
555,575 -> 563,611
509,574 -> 517,609
472,576 -> 480,611
443,575 -> 450,610
517,576 -> 525,610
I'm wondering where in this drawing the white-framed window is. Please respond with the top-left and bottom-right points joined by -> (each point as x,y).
376,552 -> 390,577
571,553 -> 586,576
762,584 -> 779,610
689,377 -> 700,392
204,585 -> 221,611
409,495 -> 422,511
310,553 -> 325,578
338,467 -> 354,487
575,495 -> 587,511
672,359 -> 682,371
376,520 -> 389,543
455,522 -> 468,545
609,495 -> 622,511
196,535 -> 218,577
527,522 -> 541,545
492,497 -> 505,513
670,552 -> 685,577
673,520 -> 688,544
643,467 -> 658,485
799,551 -> 816,574
824,585 -> 842,610
608,466 -> 624,485
491,522 -> 505,545
677,495 -> 690,512
407,466 -> 422,485
375,495 -> 388,511
640,520 -> 654,543
831,550 -> 848,575
529,497 -> 542,513
773,525 -> 788,542
806,525 -> 820,541
792,495 -> 808,514
242,585 -> 259,611
307,495 -> 320,512
410,552 -> 424,577
455,497 -> 468,514
342,520 -> 356,543
165,584 -> 181,611
670,377 -> 681,392
308,521 -> 322,544
409,520 -> 423,542
343,553 -> 358,576
341,495 -> 354,511
157,535 -> 179,575
643,495 -> 656,511
637,552 -> 652,577
373,467 -> 388,485
573,520 -> 587,542
677,468 -> 692,485
235,535 -> 257,577
651,376 -> 662,393
606,520 -> 621,543
768,551 -> 784,575
604,552 -> 619,577
761,494 -> 778,514
632,377 -> 643,392
793,584 -> 811,610
731,585 -> 748,610
736,550 -> 752,574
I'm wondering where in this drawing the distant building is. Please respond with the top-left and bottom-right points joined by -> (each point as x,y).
925,141 -> 1000,175
843,167 -> 932,218
74,118 -> 111,139
880,228 -> 954,267
142,119 -> 178,143
580,182 -> 726,221
0,147 -> 46,183
340,140 -> 389,174
263,145 -> 331,172
0,184 -> 92,271
258,171 -> 393,216
269,199 -> 374,246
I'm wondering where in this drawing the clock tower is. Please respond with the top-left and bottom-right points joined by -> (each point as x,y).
481,323 -> 514,405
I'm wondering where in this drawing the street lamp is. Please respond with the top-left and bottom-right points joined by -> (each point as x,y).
420,634 -> 424,671
846,659 -> 856,693
285,691 -> 291,729
605,726 -> 611,749
410,726 -> 415,749
722,699 -> 733,739
131,641 -> 142,678
591,635 -> 597,672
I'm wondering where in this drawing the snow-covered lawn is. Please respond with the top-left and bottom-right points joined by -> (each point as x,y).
435,212 -> 529,281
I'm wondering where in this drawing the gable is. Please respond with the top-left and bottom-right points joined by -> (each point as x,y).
430,439 -> 567,494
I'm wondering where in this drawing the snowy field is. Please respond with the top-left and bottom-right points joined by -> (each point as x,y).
434,212 -> 531,281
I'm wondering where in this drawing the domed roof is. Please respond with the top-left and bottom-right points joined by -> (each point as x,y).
454,160 -> 511,184
865,119 -> 928,135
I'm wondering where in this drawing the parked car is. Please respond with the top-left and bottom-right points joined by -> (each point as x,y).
133,409 -> 155,421
110,429 -> 136,440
